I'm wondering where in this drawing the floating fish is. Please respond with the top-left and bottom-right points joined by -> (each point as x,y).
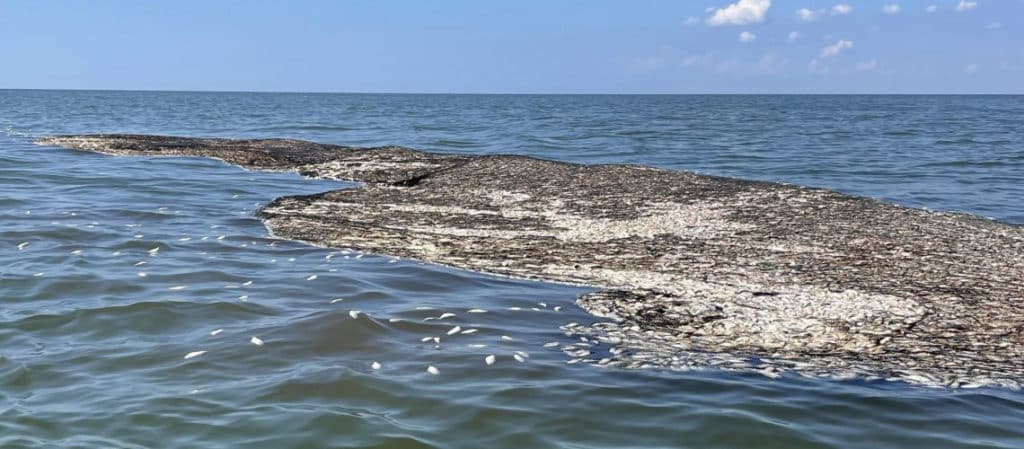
438,312 -> 456,320
250,336 -> 264,346
168,285 -> 187,291
17,242 -> 29,250
306,274 -> 318,281
330,298 -> 345,304
467,309 -> 487,314
513,353 -> 526,363
447,326 -> 462,335
349,310 -> 360,319
184,351 -> 206,360
210,329 -> 223,336
485,355 -> 496,365
371,361 -> 382,370
426,366 -> 439,375
460,329 -> 478,335
137,272 -> 147,277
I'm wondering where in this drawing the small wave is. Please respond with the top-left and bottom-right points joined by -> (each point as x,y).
917,160 -> 1010,168
244,124 -> 354,132
430,139 -> 483,148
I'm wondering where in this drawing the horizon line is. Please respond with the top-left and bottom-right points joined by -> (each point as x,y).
1,87 -> 1021,96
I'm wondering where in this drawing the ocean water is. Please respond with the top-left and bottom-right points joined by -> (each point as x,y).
1,90 -> 1023,448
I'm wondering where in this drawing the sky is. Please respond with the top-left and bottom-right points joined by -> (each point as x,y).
0,0 -> 1021,93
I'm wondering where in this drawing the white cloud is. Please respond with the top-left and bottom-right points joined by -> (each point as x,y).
925,4 -> 938,13
820,39 -> 854,57
787,31 -> 801,42
707,0 -> 772,26
956,1 -> 978,12
684,17 -> 701,25
796,8 -> 819,21
856,59 -> 879,71
882,4 -> 901,14
831,3 -> 853,15
739,31 -> 757,43
965,63 -> 978,74
985,22 -> 1001,29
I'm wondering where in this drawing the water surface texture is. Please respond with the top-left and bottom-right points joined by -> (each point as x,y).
2,91 -> 1023,448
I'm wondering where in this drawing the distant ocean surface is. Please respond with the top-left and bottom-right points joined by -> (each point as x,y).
2,90 -> 1022,448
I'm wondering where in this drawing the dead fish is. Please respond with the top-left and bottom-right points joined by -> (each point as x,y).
210,329 -> 223,336
168,285 -> 187,291
371,361 -> 382,370
426,366 -> 439,375
306,274 -> 318,281
184,351 -> 207,360
485,355 -> 496,365
17,242 -> 29,250
250,336 -> 264,346
447,326 -> 462,335
467,309 -> 487,314
349,310 -> 361,319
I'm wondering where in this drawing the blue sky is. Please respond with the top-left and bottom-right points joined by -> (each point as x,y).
0,0 -> 1020,93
